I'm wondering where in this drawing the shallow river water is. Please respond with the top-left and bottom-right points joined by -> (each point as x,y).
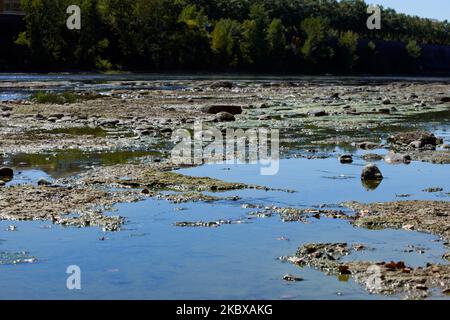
1,147 -> 449,299
0,75 -> 449,299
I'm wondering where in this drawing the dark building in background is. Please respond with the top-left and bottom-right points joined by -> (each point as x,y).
0,0 -> 25,70
0,0 -> 24,15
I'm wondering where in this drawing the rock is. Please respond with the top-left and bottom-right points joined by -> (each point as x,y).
444,253 -> 450,261
361,164 -> 383,181
382,98 -> 391,105
307,109 -> 328,117
339,155 -> 353,164
415,284 -> 428,291
378,108 -> 390,114
408,93 -> 418,100
282,274 -> 304,282
413,101 -> 427,108
202,105 -> 242,115
210,81 -> 233,89
37,178 -> 52,186
60,116 -> 73,122
338,265 -> 352,275
214,112 -> 235,122
258,114 -> 271,120
385,261 -> 406,270
409,140 -> 424,148
0,180 -> 5,186
384,151 -> 411,164
160,128 -> 173,135
0,167 -> 14,178
100,119 -> 120,126
362,153 -> 383,161
388,131 -> 438,147
35,113 -> 46,120
357,142 -> 379,150
139,130 -> 153,136
438,97 -> 450,103
49,113 -> 64,119
1,105 -> 13,111
422,187 -> 443,193
330,92 -> 340,99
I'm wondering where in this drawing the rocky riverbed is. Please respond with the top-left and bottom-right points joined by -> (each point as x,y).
0,77 -> 449,299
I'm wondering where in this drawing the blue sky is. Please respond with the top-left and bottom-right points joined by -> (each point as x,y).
367,0 -> 450,21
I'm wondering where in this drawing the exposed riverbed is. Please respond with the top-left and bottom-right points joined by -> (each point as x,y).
0,75 -> 449,299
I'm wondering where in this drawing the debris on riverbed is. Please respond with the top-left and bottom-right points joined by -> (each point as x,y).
245,204 -> 349,222
0,251 -> 37,265
73,162 -> 272,192
174,220 -> 235,228
0,185 -> 140,231
286,243 -> 450,299
1,79 -> 450,300
343,201 -> 450,243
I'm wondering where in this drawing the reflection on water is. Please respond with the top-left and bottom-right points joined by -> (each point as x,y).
2,150 -> 160,179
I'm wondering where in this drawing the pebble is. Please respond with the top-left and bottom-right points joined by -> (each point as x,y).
282,274 -> 304,282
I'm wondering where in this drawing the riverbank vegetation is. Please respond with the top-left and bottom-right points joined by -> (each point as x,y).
10,0 -> 450,73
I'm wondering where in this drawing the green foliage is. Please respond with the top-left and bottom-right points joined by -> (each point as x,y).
300,17 -> 334,64
266,19 -> 286,56
406,40 -> 422,59
338,31 -> 359,70
240,4 -> 270,66
211,19 -> 242,67
178,4 -> 207,28
12,0 -> 450,73
33,91 -> 79,104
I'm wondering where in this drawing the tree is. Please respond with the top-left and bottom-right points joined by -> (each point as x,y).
300,17 -> 334,65
266,18 -> 286,57
338,31 -> 359,71
211,19 -> 242,67
406,40 -> 421,59
240,4 -> 270,66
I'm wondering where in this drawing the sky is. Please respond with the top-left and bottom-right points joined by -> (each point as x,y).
367,0 -> 449,21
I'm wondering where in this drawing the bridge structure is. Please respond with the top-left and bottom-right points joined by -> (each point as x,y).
0,0 -> 24,16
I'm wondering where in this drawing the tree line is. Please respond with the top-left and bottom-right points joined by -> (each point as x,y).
13,0 -> 450,73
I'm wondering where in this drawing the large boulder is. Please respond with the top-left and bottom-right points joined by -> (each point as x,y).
214,112 -> 235,122
202,105 -> 243,115
361,164 -> 383,181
